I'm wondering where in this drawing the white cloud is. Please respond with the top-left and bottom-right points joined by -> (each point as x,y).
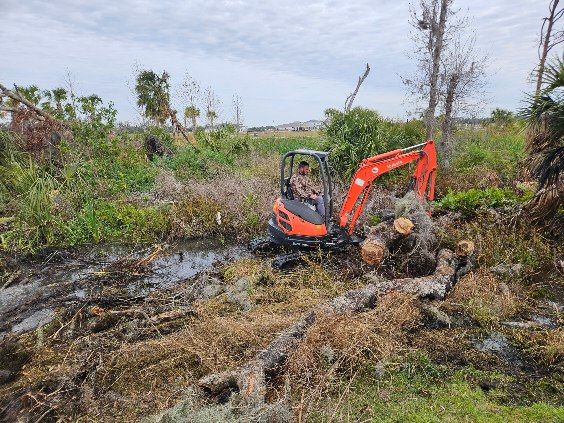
0,0 -> 551,124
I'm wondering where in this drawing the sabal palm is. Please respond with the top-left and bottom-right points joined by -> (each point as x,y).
522,55 -> 563,228
184,105 -> 200,129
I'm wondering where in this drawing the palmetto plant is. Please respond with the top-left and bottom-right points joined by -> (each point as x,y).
521,55 -> 564,228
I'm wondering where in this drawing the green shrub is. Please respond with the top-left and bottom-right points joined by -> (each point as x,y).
323,107 -> 424,180
436,187 -> 521,215
166,147 -> 226,179
450,129 -> 525,183
195,124 -> 249,156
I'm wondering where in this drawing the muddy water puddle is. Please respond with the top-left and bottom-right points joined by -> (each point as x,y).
476,332 -> 524,367
0,240 -> 248,338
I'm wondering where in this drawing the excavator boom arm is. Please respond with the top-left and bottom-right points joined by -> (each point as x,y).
338,140 -> 437,234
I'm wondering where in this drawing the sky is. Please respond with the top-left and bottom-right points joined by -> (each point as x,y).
1,0 -> 553,126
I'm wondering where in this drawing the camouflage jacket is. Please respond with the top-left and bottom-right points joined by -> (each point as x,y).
290,173 -> 320,200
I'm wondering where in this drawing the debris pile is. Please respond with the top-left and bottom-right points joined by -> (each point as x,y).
361,192 -> 440,275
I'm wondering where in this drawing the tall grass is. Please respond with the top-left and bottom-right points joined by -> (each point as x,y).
450,126 -> 525,182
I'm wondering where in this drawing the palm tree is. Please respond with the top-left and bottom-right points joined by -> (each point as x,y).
522,55 -> 563,229
135,70 -> 171,125
184,105 -> 200,131
207,110 -> 217,129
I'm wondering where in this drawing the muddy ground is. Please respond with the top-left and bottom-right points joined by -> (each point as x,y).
0,236 -> 562,421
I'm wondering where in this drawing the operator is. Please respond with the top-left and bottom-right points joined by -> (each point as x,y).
290,161 -> 325,217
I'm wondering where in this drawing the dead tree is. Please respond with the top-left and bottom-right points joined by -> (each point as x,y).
0,82 -> 71,156
344,63 -> 371,112
425,0 -> 450,140
439,37 -> 487,159
403,0 -> 452,139
535,0 -> 564,97
204,87 -> 221,129
0,83 -> 60,123
179,73 -> 201,131
232,94 -> 244,130
198,244 -> 474,405
404,1 -> 486,159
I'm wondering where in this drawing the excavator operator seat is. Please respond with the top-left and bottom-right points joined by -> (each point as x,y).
283,177 -> 294,200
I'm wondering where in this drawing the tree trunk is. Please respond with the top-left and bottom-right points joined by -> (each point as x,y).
191,116 -> 197,132
425,0 -> 449,139
535,0 -> 560,97
345,63 -> 371,112
440,73 -> 459,161
361,217 -> 414,265
169,109 -> 196,146
198,244 -> 474,405
0,83 -> 61,124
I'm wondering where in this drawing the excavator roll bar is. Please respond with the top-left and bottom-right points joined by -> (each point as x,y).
339,140 -> 437,234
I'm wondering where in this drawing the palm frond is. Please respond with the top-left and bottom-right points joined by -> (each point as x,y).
532,146 -> 564,190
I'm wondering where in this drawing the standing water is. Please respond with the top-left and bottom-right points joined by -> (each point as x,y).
0,240 -> 248,339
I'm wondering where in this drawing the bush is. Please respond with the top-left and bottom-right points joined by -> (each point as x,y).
195,124 -> 249,156
450,128 -> 525,182
436,187 -> 521,215
323,108 -> 424,180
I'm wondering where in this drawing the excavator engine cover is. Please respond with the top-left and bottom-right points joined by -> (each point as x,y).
273,199 -> 327,237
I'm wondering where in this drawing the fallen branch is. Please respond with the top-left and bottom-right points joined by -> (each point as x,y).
198,243 -> 473,405
0,83 -> 61,124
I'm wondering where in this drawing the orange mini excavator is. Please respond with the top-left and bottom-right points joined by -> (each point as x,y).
250,140 -> 437,267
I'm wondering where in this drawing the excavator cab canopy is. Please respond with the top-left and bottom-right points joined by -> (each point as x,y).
280,149 -> 333,227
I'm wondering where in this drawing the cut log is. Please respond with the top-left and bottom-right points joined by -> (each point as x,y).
394,216 -> 414,235
360,217 -> 414,265
456,240 -> 475,257
197,246 -> 472,405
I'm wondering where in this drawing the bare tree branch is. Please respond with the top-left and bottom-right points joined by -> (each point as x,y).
536,0 -> 563,96
344,63 -> 371,112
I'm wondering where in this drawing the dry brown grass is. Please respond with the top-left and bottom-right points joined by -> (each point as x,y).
445,219 -> 554,277
286,292 -> 421,392
169,167 -> 279,240
444,270 -> 522,326
9,302 -> 296,421
511,327 -> 564,366
222,257 -> 271,284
